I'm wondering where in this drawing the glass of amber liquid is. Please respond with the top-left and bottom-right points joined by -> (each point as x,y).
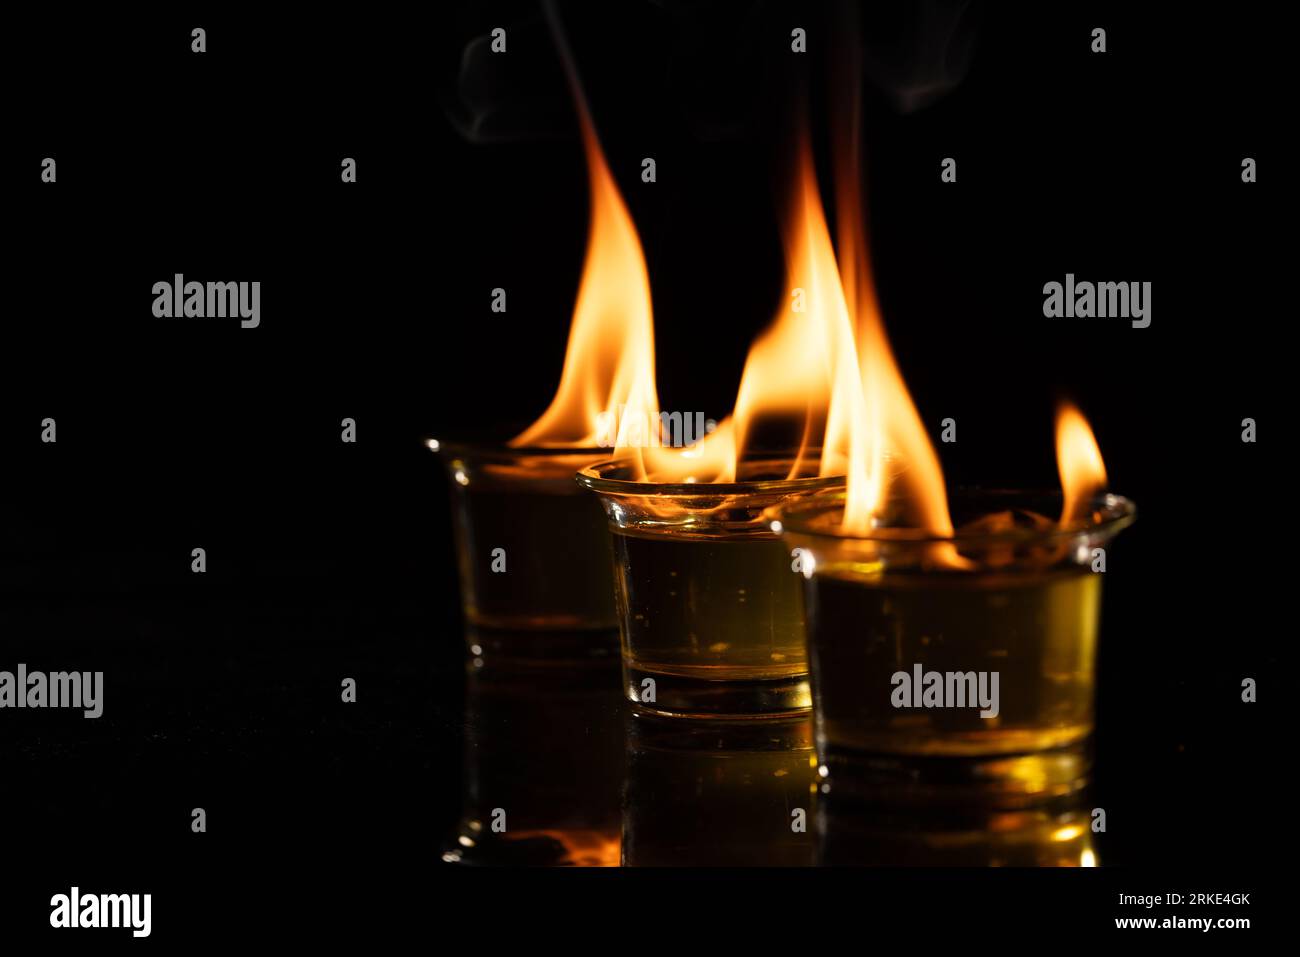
771,489 -> 1135,804
577,457 -> 842,718
433,441 -> 619,657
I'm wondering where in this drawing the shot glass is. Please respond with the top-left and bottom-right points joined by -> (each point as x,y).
432,441 -> 618,648
577,457 -> 843,718
771,489 -> 1136,804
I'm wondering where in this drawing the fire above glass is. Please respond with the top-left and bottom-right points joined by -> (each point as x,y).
577,456 -> 843,719
432,440 -> 618,642
427,38 -> 661,646
770,489 -> 1135,804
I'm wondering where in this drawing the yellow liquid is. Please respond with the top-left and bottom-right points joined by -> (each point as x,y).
612,531 -> 808,678
449,481 -> 617,632
807,568 -> 1101,800
611,530 -> 811,716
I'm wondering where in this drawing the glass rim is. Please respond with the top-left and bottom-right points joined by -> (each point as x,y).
425,437 -> 612,459
767,488 -> 1137,544
575,455 -> 845,497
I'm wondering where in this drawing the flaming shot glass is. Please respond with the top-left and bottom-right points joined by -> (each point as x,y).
770,489 -> 1135,805
577,457 -> 843,719
431,441 -> 619,648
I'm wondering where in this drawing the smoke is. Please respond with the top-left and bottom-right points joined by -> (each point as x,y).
441,1 -> 983,144
442,14 -> 570,144
854,0 -> 981,113
442,1 -> 784,146
648,0 -> 774,142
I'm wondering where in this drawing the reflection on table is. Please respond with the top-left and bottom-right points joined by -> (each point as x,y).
622,714 -> 817,866
440,627 -> 1098,867
443,627 -> 624,866
817,792 -> 1098,866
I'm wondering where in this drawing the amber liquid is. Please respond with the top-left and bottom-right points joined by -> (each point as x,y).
449,481 -> 618,634
807,568 -> 1100,801
611,529 -> 811,716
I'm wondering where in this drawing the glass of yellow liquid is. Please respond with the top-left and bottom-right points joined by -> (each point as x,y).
578,457 -> 843,718
771,489 -> 1135,805
433,441 -> 619,659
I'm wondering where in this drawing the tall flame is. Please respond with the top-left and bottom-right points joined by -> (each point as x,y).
1056,401 -> 1108,525
740,141 -> 861,484
510,102 -> 658,448
828,121 -> 956,536
637,139 -> 859,484
636,126 -> 956,535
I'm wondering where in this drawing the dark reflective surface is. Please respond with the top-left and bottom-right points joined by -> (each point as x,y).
817,791 -> 1098,867
442,629 -> 625,866
622,714 -> 817,866
442,627 -> 1109,867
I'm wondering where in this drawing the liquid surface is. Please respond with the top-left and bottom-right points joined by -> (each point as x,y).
808,569 -> 1100,758
612,531 -> 808,680
451,484 -> 617,630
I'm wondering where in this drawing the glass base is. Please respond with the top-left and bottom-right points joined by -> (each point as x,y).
819,739 -> 1091,808
817,790 -> 1097,866
465,625 -> 620,666
465,611 -> 617,632
625,665 -> 811,719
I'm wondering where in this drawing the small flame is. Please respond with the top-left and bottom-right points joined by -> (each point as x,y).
653,417 -> 737,482
510,101 -> 658,448
1056,401 -> 1108,526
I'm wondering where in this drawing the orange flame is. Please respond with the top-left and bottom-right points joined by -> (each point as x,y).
636,140 -> 857,484
510,105 -> 658,449
634,129 -> 953,532
739,142 -> 860,483
637,416 -> 737,483
1056,401 -> 1108,525
826,142 -> 956,537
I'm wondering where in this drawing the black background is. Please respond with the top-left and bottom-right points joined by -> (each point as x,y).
0,0 -> 1284,943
